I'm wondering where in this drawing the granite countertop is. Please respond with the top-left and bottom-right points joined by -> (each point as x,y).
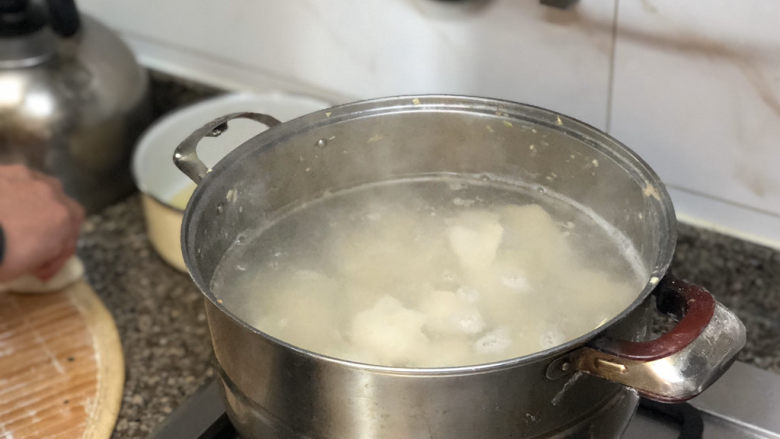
80,72 -> 780,438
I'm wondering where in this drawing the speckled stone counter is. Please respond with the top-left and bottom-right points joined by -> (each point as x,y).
82,72 -> 779,438
79,198 -> 212,438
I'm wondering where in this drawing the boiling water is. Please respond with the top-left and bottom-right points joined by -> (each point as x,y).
210,176 -> 647,367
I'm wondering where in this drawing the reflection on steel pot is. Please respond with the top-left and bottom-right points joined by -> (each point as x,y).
173,96 -> 745,438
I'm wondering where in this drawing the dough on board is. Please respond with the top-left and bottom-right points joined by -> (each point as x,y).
0,256 -> 84,294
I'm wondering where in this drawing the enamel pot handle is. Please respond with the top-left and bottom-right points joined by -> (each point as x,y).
173,112 -> 281,184
575,275 -> 746,402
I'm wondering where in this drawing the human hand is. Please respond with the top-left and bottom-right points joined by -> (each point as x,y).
0,164 -> 85,281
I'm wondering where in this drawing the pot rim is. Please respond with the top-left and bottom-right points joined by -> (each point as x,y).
182,94 -> 678,375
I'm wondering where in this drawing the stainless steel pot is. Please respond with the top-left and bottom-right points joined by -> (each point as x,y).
173,96 -> 745,438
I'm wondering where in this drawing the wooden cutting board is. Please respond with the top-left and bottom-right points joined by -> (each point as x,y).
0,280 -> 124,439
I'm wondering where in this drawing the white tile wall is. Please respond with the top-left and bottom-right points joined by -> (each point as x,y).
77,0 -> 780,248
610,0 -> 780,247
77,0 -> 616,128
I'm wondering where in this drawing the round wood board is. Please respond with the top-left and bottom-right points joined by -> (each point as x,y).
0,280 -> 124,439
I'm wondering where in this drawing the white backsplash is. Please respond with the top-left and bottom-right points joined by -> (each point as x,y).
78,0 -> 780,248
610,0 -> 780,247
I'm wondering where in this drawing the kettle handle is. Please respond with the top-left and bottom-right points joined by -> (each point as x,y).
173,112 -> 281,184
573,275 -> 746,402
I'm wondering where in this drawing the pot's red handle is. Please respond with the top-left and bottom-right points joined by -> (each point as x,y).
574,275 -> 746,403
590,276 -> 716,361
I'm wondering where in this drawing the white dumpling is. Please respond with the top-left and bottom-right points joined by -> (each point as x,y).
331,208 -> 450,297
497,204 -> 571,269
550,267 -> 637,335
474,327 -> 512,356
0,256 -> 84,294
488,259 -> 534,295
425,336 -> 476,366
419,289 -> 486,336
252,270 -> 344,350
349,295 -> 429,366
446,210 -> 504,272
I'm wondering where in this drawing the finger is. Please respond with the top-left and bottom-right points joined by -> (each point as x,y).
64,233 -> 79,260
35,252 -> 72,281
42,175 -> 64,193
34,245 -> 76,281
46,175 -> 82,215
34,174 -> 68,202
45,180 -> 84,228
2,164 -> 33,180
68,197 -> 85,226
24,167 -> 60,186
62,197 -> 85,240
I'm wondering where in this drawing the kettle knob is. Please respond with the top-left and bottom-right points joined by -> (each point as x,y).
0,0 -> 80,37
0,0 -> 44,36
45,0 -> 80,37
0,0 -> 27,13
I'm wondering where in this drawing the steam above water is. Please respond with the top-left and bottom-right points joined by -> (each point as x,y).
210,176 -> 647,367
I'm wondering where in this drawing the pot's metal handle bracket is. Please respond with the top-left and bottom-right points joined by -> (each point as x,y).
575,275 -> 746,402
173,112 -> 281,184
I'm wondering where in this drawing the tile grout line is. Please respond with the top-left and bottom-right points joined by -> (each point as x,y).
605,0 -> 620,133
666,183 -> 780,220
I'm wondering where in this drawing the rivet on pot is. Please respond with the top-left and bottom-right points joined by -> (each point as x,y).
545,356 -> 575,381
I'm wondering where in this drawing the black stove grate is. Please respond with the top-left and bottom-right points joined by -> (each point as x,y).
197,413 -> 236,439
638,399 -> 703,439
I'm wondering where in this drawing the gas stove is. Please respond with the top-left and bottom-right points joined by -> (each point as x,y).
148,361 -> 779,439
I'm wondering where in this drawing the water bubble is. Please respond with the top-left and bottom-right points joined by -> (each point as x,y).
501,274 -> 531,293
540,329 -> 565,349
456,286 -> 480,303
475,328 -> 512,354
448,181 -> 466,191
452,197 -> 475,207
